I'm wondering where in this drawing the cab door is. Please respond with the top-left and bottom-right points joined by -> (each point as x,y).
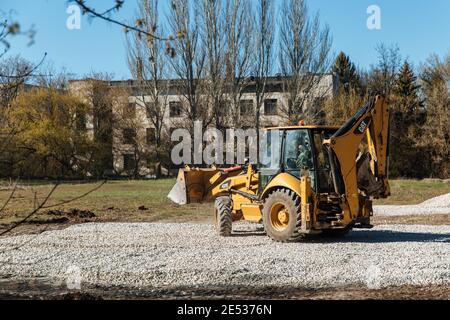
282,129 -> 316,190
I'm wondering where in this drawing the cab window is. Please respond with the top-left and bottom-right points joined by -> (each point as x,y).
259,129 -> 283,190
283,129 -> 315,188
259,129 -> 282,172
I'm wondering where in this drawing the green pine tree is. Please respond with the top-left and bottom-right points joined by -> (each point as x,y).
393,61 -> 422,114
390,61 -> 425,178
332,52 -> 361,91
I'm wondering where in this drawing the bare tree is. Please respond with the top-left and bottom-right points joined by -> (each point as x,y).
127,0 -> 170,177
0,12 -> 36,58
323,87 -> 365,126
0,11 -> 43,100
35,62 -> 73,90
168,0 -> 208,133
224,0 -> 253,128
367,43 -> 402,97
72,0 -> 172,42
200,0 -> 227,130
252,0 -> 275,158
0,56 -> 34,109
420,53 -> 450,93
418,53 -> 450,178
278,0 -> 332,124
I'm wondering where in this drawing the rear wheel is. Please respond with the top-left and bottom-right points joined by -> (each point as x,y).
214,196 -> 232,237
262,189 -> 303,242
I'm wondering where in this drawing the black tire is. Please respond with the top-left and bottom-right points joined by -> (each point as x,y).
262,189 -> 303,242
214,196 -> 232,237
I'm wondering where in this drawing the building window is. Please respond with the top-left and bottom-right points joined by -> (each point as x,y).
123,154 -> 136,171
123,128 -> 136,144
146,102 -> 155,118
240,99 -> 253,116
124,103 -> 136,119
169,101 -> 183,117
146,128 -> 156,144
264,99 -> 278,115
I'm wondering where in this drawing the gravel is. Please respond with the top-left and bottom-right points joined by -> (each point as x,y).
0,222 -> 449,290
374,193 -> 450,216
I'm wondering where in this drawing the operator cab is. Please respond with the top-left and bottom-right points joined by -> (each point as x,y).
259,126 -> 338,194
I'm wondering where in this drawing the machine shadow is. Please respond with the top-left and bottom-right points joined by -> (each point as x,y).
231,230 -> 266,237
231,229 -> 450,243
339,229 -> 450,244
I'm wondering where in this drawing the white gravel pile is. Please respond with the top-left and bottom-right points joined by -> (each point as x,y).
422,193 -> 450,207
374,193 -> 450,216
0,222 -> 449,290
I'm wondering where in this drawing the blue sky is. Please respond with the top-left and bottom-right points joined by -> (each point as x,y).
2,0 -> 450,79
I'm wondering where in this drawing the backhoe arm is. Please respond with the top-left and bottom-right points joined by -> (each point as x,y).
323,95 -> 390,219
365,97 -> 390,197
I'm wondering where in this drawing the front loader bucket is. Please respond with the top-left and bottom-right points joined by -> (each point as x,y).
167,167 -> 223,205
167,170 -> 188,205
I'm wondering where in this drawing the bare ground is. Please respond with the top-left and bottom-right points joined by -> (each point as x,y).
0,278 -> 449,300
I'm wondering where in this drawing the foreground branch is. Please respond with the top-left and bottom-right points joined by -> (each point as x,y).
73,0 -> 171,41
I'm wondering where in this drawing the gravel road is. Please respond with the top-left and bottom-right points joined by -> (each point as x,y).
0,222 -> 449,291
374,193 -> 450,216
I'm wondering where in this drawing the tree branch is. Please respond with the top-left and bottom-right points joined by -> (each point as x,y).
73,0 -> 172,41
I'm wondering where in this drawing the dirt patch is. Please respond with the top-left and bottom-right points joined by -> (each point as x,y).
125,284 -> 450,300
57,292 -> 103,300
0,278 -> 448,300
47,209 -> 96,219
0,208 -> 98,237
27,217 -> 70,224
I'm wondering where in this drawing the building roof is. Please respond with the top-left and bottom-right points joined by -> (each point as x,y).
69,74 -> 338,96
265,125 -> 340,131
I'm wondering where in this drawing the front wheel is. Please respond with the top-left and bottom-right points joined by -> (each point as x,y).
262,189 -> 303,242
214,196 -> 232,237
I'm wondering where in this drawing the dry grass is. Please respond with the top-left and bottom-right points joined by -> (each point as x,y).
373,179 -> 450,205
0,178 -> 448,234
0,179 -> 213,231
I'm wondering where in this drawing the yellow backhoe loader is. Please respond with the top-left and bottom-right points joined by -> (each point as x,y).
168,95 -> 390,242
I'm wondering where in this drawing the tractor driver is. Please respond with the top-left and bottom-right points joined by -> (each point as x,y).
296,141 -> 313,171
296,139 -> 315,188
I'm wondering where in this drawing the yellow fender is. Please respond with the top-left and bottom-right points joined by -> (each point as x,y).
260,173 -> 302,200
